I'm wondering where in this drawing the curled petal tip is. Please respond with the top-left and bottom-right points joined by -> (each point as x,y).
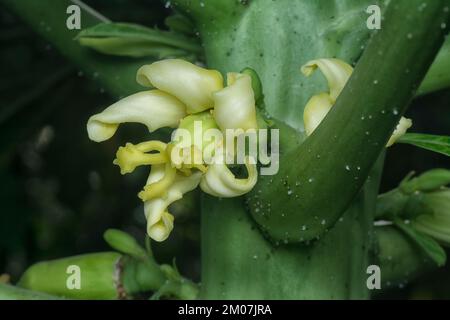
86,90 -> 186,142
200,155 -> 257,198
147,211 -> 174,242
301,58 -> 353,101
387,117 -> 413,147
87,118 -> 118,143
144,171 -> 202,242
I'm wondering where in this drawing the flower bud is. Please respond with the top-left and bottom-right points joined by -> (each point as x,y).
18,252 -> 122,299
401,169 -> 450,194
412,189 -> 450,247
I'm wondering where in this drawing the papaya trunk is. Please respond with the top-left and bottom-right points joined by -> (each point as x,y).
195,0 -> 381,299
200,157 -> 383,299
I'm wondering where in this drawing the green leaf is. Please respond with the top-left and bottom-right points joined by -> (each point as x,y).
0,0 -> 146,98
77,22 -> 202,59
398,133 -> 450,156
394,218 -> 447,267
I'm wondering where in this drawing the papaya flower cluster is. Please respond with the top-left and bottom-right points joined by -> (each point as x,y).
87,59 -> 259,242
301,58 -> 412,146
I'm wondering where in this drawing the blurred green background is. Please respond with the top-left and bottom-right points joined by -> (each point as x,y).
0,0 -> 448,299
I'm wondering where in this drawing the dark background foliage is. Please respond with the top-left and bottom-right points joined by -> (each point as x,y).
0,0 -> 448,299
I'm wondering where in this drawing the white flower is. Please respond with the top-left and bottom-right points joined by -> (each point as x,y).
87,59 -> 260,242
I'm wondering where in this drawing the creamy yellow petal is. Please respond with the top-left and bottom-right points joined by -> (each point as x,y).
87,90 -> 186,142
303,93 -> 334,136
136,59 -> 223,114
200,155 -> 257,198
301,58 -> 353,101
386,117 -> 412,147
213,73 -> 258,132
138,162 -> 177,201
144,168 -> 202,242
